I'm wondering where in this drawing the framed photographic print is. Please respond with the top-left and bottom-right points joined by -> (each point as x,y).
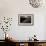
18,14 -> 34,26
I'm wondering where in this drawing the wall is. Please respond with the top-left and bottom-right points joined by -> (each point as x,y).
0,0 -> 46,40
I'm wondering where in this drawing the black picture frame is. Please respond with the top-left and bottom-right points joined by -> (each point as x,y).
18,14 -> 34,26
